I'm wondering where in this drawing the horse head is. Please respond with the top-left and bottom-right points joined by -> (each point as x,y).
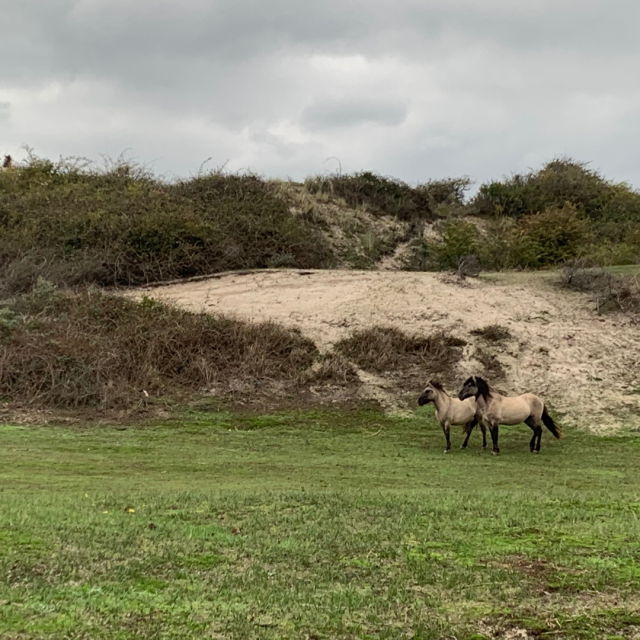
418,380 -> 444,406
458,376 -> 490,400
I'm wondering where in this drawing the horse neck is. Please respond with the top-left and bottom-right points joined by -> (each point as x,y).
477,386 -> 500,409
475,392 -> 490,410
431,389 -> 451,415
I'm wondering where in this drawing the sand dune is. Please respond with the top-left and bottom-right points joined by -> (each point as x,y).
131,269 -> 640,432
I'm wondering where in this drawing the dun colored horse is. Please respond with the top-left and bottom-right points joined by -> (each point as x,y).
458,376 -> 561,455
418,381 -> 485,452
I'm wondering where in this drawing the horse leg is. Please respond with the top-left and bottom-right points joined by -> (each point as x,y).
535,426 -> 543,453
489,422 -> 499,455
461,418 -> 477,449
525,416 -> 537,453
442,422 -> 451,453
480,421 -> 487,448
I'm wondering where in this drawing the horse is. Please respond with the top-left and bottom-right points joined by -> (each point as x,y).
458,376 -> 561,455
418,380 -> 486,452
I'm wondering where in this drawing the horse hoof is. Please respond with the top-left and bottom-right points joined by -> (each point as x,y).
444,449 -> 449,454
492,451 -> 499,456
534,450 -> 540,455
482,444 -> 487,449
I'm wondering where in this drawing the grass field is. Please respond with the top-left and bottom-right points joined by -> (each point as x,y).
2,408 -> 640,639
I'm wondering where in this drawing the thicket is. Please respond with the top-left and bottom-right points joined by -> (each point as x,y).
304,172 -> 471,222
0,154 -> 333,294
0,282 -> 322,408
425,159 -> 640,271
2,153 -> 639,287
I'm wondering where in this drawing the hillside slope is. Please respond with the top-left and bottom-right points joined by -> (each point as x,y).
133,269 -> 640,433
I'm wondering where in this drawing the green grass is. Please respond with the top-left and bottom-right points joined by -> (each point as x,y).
605,264 -> 640,276
2,408 -> 640,639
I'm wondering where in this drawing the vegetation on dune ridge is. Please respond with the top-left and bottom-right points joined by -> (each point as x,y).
2,152 -> 639,293
0,152 -> 333,295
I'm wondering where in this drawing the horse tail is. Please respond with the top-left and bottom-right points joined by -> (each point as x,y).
541,405 -> 561,439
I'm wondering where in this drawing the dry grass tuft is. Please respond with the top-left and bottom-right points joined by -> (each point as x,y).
299,353 -> 360,386
471,324 -> 513,342
560,259 -> 640,315
334,326 -> 466,384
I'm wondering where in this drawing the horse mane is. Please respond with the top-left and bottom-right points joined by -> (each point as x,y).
474,376 -> 492,400
429,380 -> 445,391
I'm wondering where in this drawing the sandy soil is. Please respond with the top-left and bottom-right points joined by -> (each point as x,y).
131,269 -> 640,432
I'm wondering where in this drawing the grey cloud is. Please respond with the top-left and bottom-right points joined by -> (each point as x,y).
6,0 -> 640,87
301,98 -> 407,130
2,1 -> 640,187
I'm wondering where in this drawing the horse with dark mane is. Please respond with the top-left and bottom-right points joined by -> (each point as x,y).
458,376 -> 561,455
418,380 -> 485,452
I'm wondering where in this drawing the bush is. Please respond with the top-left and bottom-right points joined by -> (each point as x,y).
0,154 -> 334,293
474,205 -> 591,270
510,204 -> 592,268
0,286 -> 320,408
473,158 -> 640,225
416,177 -> 472,217
304,171 -> 433,221
430,219 -> 480,270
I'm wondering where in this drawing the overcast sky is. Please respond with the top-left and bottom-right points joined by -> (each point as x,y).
2,0 -> 640,186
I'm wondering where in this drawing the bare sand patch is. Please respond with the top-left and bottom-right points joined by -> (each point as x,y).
130,269 -> 640,432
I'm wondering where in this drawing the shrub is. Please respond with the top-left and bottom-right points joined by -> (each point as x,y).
473,157 -> 640,224
476,205 -> 592,270
416,177 -> 473,217
304,171 -> 433,221
430,219 -> 480,270
0,154 -> 334,293
0,286 -> 319,408
510,205 -> 592,268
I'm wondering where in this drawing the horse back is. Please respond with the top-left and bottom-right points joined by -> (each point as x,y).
492,393 -> 536,425
521,393 -> 544,416
449,396 -> 477,425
